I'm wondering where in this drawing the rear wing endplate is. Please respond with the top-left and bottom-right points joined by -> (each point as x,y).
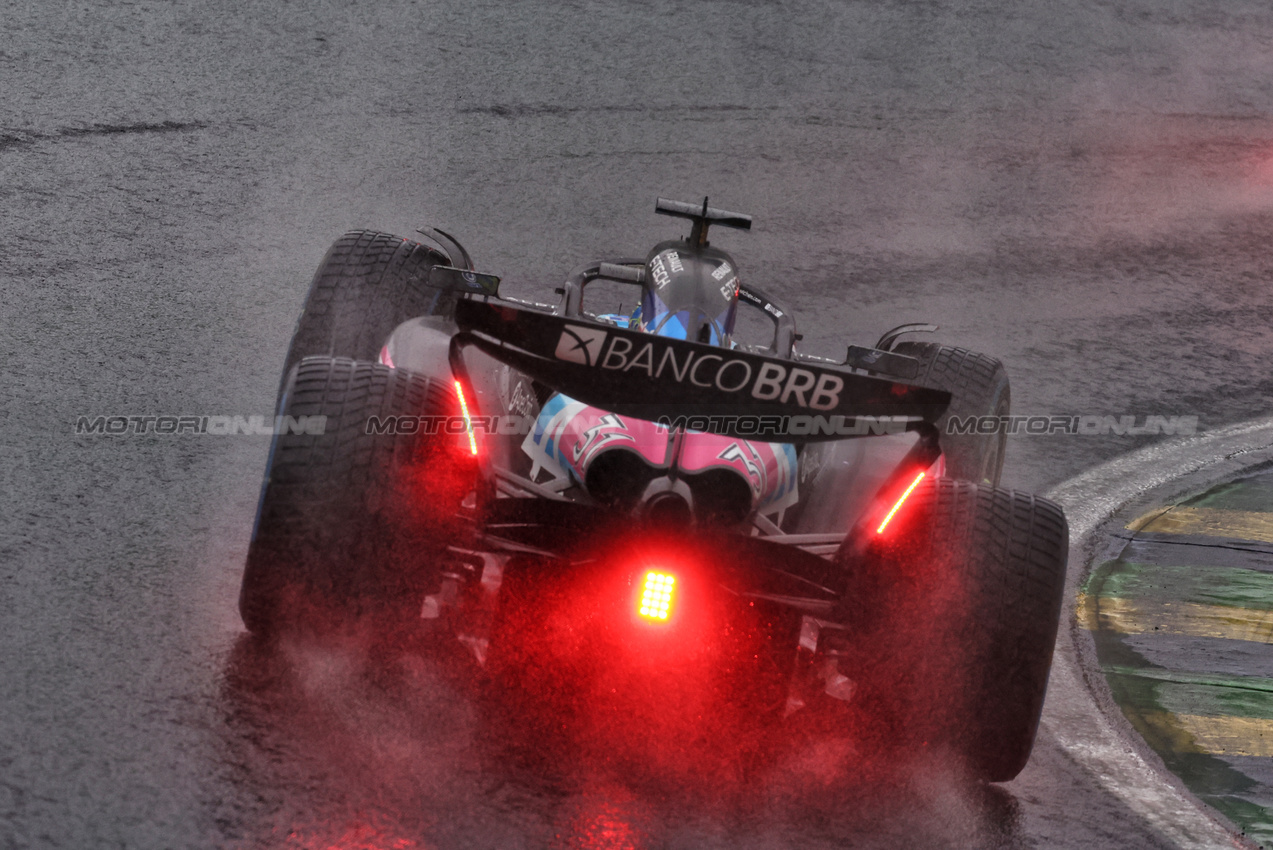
428,265 -> 501,297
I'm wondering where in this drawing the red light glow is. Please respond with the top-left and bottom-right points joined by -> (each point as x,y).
453,379 -> 479,456
638,572 -> 675,620
876,471 -> 926,534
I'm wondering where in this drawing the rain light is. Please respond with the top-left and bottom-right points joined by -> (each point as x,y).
638,571 -> 676,621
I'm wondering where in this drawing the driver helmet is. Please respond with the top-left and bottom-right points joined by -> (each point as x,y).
639,244 -> 740,345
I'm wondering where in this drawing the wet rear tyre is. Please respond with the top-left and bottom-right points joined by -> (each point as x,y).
276,231 -> 451,403
892,342 -> 1009,485
839,478 -> 1068,782
240,356 -> 469,638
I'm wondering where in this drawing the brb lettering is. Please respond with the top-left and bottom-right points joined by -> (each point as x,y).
554,324 -> 843,410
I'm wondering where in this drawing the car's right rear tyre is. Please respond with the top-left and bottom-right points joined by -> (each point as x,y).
893,342 -> 1010,485
838,478 -> 1068,781
240,356 -> 473,638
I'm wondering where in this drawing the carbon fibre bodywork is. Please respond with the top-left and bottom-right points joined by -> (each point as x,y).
375,207 -> 957,706
244,201 -> 1064,781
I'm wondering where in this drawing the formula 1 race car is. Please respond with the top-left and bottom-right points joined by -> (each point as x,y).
240,198 -> 1069,782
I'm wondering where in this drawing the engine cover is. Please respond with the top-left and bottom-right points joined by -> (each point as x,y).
522,395 -> 798,524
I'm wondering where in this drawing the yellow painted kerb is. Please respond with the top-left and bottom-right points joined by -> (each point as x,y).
1135,711 -> 1273,757
1133,506 -> 1273,544
1078,595 -> 1273,644
1176,713 -> 1273,757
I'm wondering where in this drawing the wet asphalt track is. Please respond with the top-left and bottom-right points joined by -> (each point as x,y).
6,0 -> 1273,846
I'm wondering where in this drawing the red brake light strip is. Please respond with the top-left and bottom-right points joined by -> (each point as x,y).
453,380 -> 479,456
876,471 -> 926,535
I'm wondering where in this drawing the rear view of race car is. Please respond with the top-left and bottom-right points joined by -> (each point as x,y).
239,199 -> 1068,783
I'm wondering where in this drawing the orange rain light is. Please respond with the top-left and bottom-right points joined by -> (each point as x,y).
453,379 -> 479,456
876,471 -> 926,535
638,571 -> 676,621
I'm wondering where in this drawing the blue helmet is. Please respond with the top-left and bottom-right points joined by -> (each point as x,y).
640,243 -> 740,346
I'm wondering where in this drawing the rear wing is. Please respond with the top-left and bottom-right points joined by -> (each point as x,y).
451,299 -> 950,444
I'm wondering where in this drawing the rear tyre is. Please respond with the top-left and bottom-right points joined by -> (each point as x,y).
839,478 -> 1068,781
277,231 -> 451,402
893,342 -> 1009,485
240,356 -> 471,638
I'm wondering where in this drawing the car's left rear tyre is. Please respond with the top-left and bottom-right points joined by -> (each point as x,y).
837,478 -> 1068,781
276,230 -> 452,404
240,356 -> 472,638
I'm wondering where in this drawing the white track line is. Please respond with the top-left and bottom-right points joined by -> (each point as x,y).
1040,417 -> 1273,849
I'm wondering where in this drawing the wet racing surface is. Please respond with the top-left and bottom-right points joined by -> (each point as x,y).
6,0 -> 1273,846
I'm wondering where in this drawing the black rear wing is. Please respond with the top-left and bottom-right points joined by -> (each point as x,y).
451,300 -> 950,445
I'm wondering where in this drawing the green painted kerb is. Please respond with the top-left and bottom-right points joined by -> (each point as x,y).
1087,470 -> 1273,848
